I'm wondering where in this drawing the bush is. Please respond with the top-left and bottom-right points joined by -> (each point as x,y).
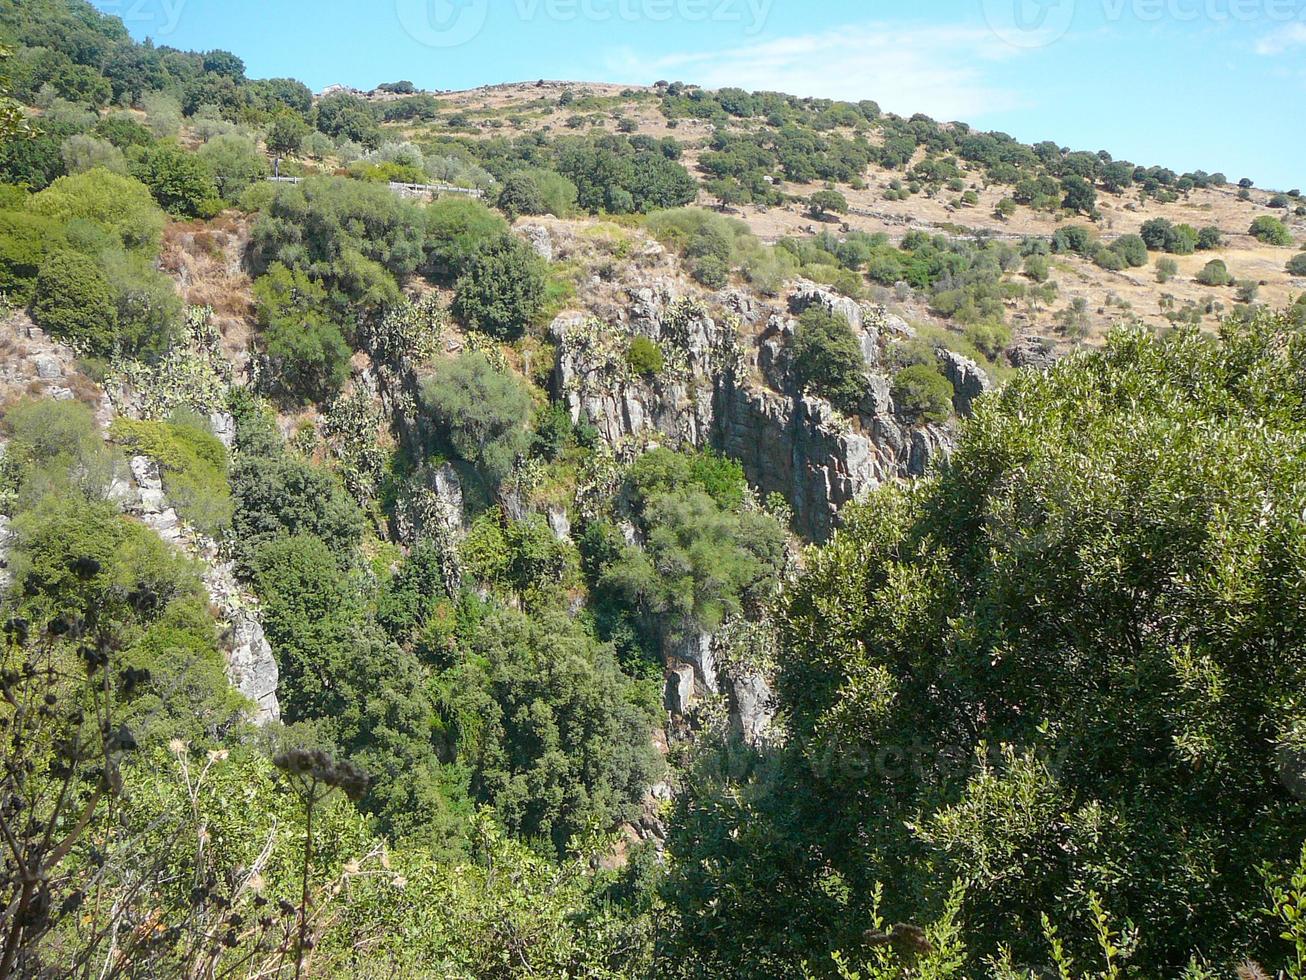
891,363 -> 954,423
1197,225 -> 1223,250
1110,234 -> 1148,267
230,452 -> 365,567
60,134 -> 126,175
27,168 -> 164,251
1092,245 -> 1126,271
252,263 -> 351,403
421,351 -> 534,485
129,141 -> 221,218
0,209 -> 64,303
32,249 -> 118,354
424,197 -> 510,280
110,414 -> 232,535
1156,257 -> 1178,283
1023,254 -> 1050,282
452,234 -> 546,340
625,336 -> 664,377
250,176 -> 426,309
1250,215 -> 1293,246
1196,258 -> 1232,286
496,172 -> 546,218
1287,253 -> 1306,277
791,308 -> 867,414
196,132 -> 267,201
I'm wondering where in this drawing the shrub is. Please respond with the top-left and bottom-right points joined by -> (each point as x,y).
110,414 -> 232,534
421,351 -> 534,485
0,209 -> 64,302
452,234 -> 546,340
1092,245 -> 1126,271
1197,225 -> 1223,250
1250,215 -> 1293,246
496,172 -> 546,218
60,134 -> 126,175
790,308 -> 866,414
892,363 -> 954,423
196,132 -> 267,201
1156,257 -> 1178,283
626,336 -> 664,377
1268,193 -> 1290,209
1023,254 -> 1050,282
1110,234 -> 1148,267
252,263 -> 351,403
230,452 -> 365,567
32,249 -> 118,354
423,196 -> 509,280
1287,253 -> 1306,277
250,176 -> 426,309
129,141 -> 221,218
1196,259 -> 1232,286
27,168 -> 164,251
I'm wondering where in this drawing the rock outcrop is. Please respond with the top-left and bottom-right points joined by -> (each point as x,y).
116,455 -> 281,723
937,349 -> 992,418
551,280 -> 956,541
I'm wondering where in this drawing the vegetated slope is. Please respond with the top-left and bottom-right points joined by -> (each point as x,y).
3,2 -> 1306,977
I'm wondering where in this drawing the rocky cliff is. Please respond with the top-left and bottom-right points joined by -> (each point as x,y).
552,277 -> 963,541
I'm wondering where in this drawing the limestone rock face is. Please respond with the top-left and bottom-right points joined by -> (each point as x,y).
726,669 -> 775,746
120,455 -> 281,723
937,348 -> 992,418
664,665 -> 695,716
552,280 -> 956,541
0,512 -> 13,597
1007,336 -> 1059,371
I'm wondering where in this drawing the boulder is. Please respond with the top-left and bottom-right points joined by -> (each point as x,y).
937,349 -> 992,418
227,613 -> 281,724
33,354 -> 62,380
519,224 -> 554,262
727,670 -> 775,746
789,279 -> 864,333
664,665 -> 695,716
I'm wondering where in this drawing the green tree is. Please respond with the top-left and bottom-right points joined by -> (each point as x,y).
421,351 -> 534,485
196,132 -> 267,201
496,172 -> 546,218
252,263 -> 351,403
265,113 -> 309,158
808,189 -> 849,219
663,314 -> 1306,977
27,167 -> 164,251
1060,175 -> 1097,214
790,308 -> 867,413
892,363 -> 954,423
32,249 -> 118,354
452,234 -> 546,340
1251,215 -> 1293,246
129,141 -> 221,218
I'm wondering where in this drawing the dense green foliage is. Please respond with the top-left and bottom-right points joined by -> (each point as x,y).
659,315 -> 1306,977
421,350 -> 535,486
791,307 -> 867,413
451,233 -> 547,339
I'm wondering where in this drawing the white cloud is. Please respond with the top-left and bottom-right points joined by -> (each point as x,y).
1255,22 -> 1306,56
605,22 -> 1040,121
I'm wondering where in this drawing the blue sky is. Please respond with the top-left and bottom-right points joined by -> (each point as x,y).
94,0 -> 1305,188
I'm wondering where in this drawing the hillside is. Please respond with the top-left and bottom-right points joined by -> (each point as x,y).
1,2 -> 1306,978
